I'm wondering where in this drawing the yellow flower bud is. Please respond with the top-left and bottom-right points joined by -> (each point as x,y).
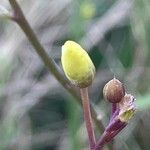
61,40 -> 95,88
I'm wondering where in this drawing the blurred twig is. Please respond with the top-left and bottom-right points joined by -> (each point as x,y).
8,0 -> 106,141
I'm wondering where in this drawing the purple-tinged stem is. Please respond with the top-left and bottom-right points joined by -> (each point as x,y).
112,103 -> 117,116
106,117 -> 125,132
95,115 -> 127,150
80,88 -> 96,150
94,130 -> 112,150
105,123 -> 127,143
109,109 -> 120,123
95,122 -> 126,150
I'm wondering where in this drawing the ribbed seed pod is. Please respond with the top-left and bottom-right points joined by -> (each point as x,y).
103,78 -> 125,103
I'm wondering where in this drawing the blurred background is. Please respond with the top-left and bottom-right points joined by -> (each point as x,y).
0,0 -> 150,150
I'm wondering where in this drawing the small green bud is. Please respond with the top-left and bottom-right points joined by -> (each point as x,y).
103,78 -> 125,103
61,41 -> 95,88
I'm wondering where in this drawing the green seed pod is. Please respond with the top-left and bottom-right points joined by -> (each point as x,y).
103,78 -> 125,103
61,40 -> 95,88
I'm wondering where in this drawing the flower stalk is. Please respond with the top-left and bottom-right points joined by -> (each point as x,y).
80,88 -> 96,150
111,103 -> 117,116
95,80 -> 136,150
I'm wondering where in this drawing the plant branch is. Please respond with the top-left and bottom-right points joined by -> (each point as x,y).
95,117 -> 126,150
95,123 -> 126,150
80,88 -> 96,150
105,124 -> 127,143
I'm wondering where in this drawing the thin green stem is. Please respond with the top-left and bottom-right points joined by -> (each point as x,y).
80,88 -> 96,150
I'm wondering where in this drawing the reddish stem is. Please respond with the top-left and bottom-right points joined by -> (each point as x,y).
95,117 -> 127,150
105,123 -> 127,143
112,103 -> 117,116
80,88 -> 96,150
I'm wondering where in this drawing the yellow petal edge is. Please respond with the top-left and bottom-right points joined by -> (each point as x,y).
119,108 -> 135,122
61,40 -> 95,88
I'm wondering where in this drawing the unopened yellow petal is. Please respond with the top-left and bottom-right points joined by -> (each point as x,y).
61,40 -> 95,88
118,94 -> 135,122
119,109 -> 135,122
